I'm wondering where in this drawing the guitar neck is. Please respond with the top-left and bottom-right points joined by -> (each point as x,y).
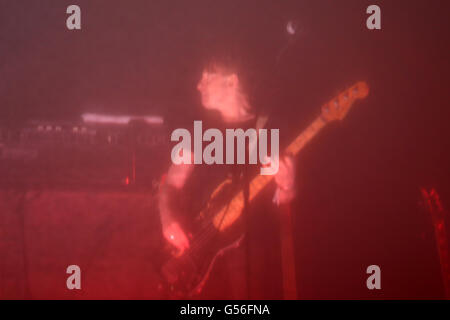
248,114 -> 326,201
213,114 -> 327,231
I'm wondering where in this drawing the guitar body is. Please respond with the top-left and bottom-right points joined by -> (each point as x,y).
160,179 -> 248,298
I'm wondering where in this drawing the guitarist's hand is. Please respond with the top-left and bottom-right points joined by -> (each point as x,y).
273,156 -> 296,206
163,222 -> 190,255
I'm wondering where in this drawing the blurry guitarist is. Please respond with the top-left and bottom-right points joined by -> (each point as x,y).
158,59 -> 296,299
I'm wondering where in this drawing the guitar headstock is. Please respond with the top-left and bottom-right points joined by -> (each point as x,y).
321,81 -> 369,123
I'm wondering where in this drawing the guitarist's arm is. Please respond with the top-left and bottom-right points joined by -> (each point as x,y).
158,160 -> 194,254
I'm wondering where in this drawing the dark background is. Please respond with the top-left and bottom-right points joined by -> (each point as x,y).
0,0 -> 449,299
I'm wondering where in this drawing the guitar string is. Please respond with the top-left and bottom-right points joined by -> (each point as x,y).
185,179 -> 236,256
170,200 -> 232,275
188,200 -> 231,257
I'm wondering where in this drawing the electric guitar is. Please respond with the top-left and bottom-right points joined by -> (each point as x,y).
159,81 -> 370,298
